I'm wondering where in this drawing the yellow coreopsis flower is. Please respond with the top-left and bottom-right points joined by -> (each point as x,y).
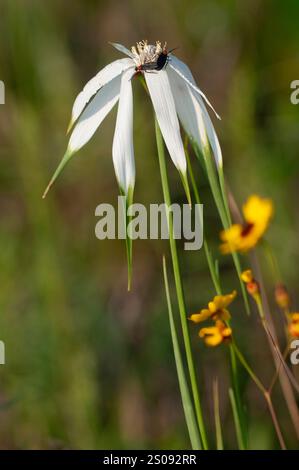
189,291 -> 236,347
199,320 -> 232,347
288,313 -> 299,338
220,195 -> 273,254
189,291 -> 237,324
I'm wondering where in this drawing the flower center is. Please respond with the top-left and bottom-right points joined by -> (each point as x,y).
241,222 -> 254,237
131,40 -> 167,69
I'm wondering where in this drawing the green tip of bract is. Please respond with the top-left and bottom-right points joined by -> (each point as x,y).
126,236 -> 133,292
127,266 -> 132,291
42,182 -> 52,199
66,118 -> 74,135
118,185 -> 134,292
42,149 -> 73,198
126,186 -> 134,291
180,171 -> 192,207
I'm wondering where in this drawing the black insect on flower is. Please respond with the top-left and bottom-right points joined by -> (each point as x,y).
139,49 -> 169,72
132,41 -> 177,74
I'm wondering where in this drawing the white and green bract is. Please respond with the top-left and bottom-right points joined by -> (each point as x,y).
43,40 -> 222,200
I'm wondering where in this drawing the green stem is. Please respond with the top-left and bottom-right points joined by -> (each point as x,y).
229,388 -> 245,450
233,342 -> 287,449
257,302 -> 299,396
213,378 -> 224,450
186,146 -> 247,447
163,256 -> 202,450
219,166 -> 232,225
155,119 -> 209,449
233,342 -> 266,393
229,345 -> 247,448
192,143 -> 250,315
261,239 -> 282,284
119,185 -> 134,291
185,149 -> 221,294
256,295 -> 266,321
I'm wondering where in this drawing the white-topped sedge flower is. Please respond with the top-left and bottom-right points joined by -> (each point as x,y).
43,40 -> 222,201
42,40 -> 222,288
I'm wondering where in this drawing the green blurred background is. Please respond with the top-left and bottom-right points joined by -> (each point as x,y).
0,0 -> 299,449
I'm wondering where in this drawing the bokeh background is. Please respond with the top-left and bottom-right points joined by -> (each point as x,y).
0,0 -> 299,449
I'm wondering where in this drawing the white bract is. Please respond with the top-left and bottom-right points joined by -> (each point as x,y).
43,40 -> 222,200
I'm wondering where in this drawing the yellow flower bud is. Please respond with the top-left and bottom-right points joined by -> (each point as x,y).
241,269 -> 253,283
275,283 -> 290,310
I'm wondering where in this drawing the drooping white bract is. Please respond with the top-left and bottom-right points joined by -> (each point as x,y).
43,40 -> 222,200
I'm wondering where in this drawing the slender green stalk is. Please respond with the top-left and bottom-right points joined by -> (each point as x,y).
268,346 -> 290,395
163,256 -> 202,450
186,146 -> 247,447
250,251 -> 299,438
219,166 -> 232,225
192,142 -> 250,315
217,164 -> 250,315
229,388 -> 245,450
261,239 -> 282,283
263,321 -> 299,395
206,151 -> 250,315
200,144 -> 227,228
229,345 -> 247,448
155,119 -> 208,449
255,295 -> 266,321
264,392 -> 287,450
119,186 -> 134,291
233,343 -> 265,393
233,342 -> 287,449
255,295 -> 299,394
213,378 -> 224,450
185,149 -> 221,294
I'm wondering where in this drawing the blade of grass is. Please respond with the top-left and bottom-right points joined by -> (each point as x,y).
229,345 -> 247,448
155,118 -> 208,449
213,378 -> 224,450
219,166 -> 232,225
233,343 -> 287,449
124,186 -> 134,291
185,147 -> 221,294
163,256 -> 202,450
186,145 -> 248,447
191,142 -> 250,315
229,388 -> 245,450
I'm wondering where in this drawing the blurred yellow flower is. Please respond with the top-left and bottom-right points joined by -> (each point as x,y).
240,269 -> 253,283
189,291 -> 237,324
199,320 -> 232,347
288,313 -> 299,338
240,269 -> 260,300
190,291 -> 236,347
220,195 -> 273,254
275,283 -> 291,311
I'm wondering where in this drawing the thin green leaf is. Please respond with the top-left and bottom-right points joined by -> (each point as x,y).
213,378 -> 224,450
43,149 -> 74,198
156,119 -> 208,449
191,141 -> 251,315
214,259 -> 220,280
162,256 -> 202,450
125,186 -> 134,291
179,170 -> 192,206
229,388 -> 245,450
